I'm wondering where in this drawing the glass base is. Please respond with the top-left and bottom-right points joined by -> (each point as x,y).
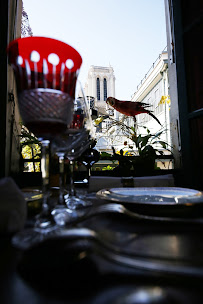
64,193 -> 92,210
12,212 -> 59,250
51,205 -> 77,226
34,210 -> 56,230
11,207 -> 83,250
11,225 -> 60,250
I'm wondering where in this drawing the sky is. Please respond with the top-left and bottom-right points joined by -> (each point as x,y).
23,0 -> 167,100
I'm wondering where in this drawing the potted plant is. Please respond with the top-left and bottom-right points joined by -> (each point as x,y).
130,126 -> 171,174
95,115 -> 172,175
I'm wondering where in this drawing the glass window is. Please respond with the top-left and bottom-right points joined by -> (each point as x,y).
97,78 -> 100,101
104,78 -> 107,100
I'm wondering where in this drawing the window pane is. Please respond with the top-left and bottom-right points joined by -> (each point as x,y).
104,78 -> 107,100
97,78 -> 100,100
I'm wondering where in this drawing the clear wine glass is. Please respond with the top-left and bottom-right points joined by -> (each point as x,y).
7,36 -> 82,248
79,145 -> 100,181
64,137 -> 93,210
51,81 -> 94,220
50,130 -> 91,226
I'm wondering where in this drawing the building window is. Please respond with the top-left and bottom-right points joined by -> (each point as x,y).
97,78 -> 100,100
104,78 -> 107,100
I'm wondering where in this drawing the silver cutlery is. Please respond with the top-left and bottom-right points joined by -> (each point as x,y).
55,227 -> 203,278
12,225 -> 203,277
69,202 -> 203,225
14,203 -> 202,251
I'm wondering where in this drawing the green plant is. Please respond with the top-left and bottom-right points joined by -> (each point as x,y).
104,115 -> 170,156
130,126 -> 172,172
132,126 -> 170,158
112,116 -> 171,166
94,113 -> 172,173
102,165 -> 114,171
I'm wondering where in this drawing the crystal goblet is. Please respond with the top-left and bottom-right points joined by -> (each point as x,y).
7,36 -> 82,248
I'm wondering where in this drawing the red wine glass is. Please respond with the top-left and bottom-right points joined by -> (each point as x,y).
7,37 -> 82,248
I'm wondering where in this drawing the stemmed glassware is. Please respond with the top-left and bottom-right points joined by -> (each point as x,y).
7,36 -> 82,247
79,145 -> 100,181
51,82 -> 94,224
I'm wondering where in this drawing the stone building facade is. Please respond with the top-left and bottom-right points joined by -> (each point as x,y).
84,65 -> 115,114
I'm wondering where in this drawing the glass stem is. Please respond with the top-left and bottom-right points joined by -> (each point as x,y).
87,164 -> 91,180
57,152 -> 65,205
69,160 -> 76,197
41,139 -> 50,215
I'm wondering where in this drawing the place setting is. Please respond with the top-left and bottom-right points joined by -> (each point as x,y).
6,36 -> 203,299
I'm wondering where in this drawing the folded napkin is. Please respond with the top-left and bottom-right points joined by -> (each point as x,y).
0,177 -> 27,234
88,174 -> 174,192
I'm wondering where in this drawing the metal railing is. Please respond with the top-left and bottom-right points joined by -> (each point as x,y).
132,46 -> 167,97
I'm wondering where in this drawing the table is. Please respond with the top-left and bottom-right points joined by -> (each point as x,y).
1,192 -> 203,303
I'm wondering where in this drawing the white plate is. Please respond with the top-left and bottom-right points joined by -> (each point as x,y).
96,187 -> 203,206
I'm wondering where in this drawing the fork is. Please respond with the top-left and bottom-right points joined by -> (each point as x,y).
69,203 -> 203,225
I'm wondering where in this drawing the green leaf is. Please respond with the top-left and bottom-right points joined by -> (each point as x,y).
158,150 -> 164,155
152,140 -> 168,150
101,152 -> 111,157
141,135 -> 151,148
158,141 -> 167,149
151,130 -> 164,140
135,134 -> 142,147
